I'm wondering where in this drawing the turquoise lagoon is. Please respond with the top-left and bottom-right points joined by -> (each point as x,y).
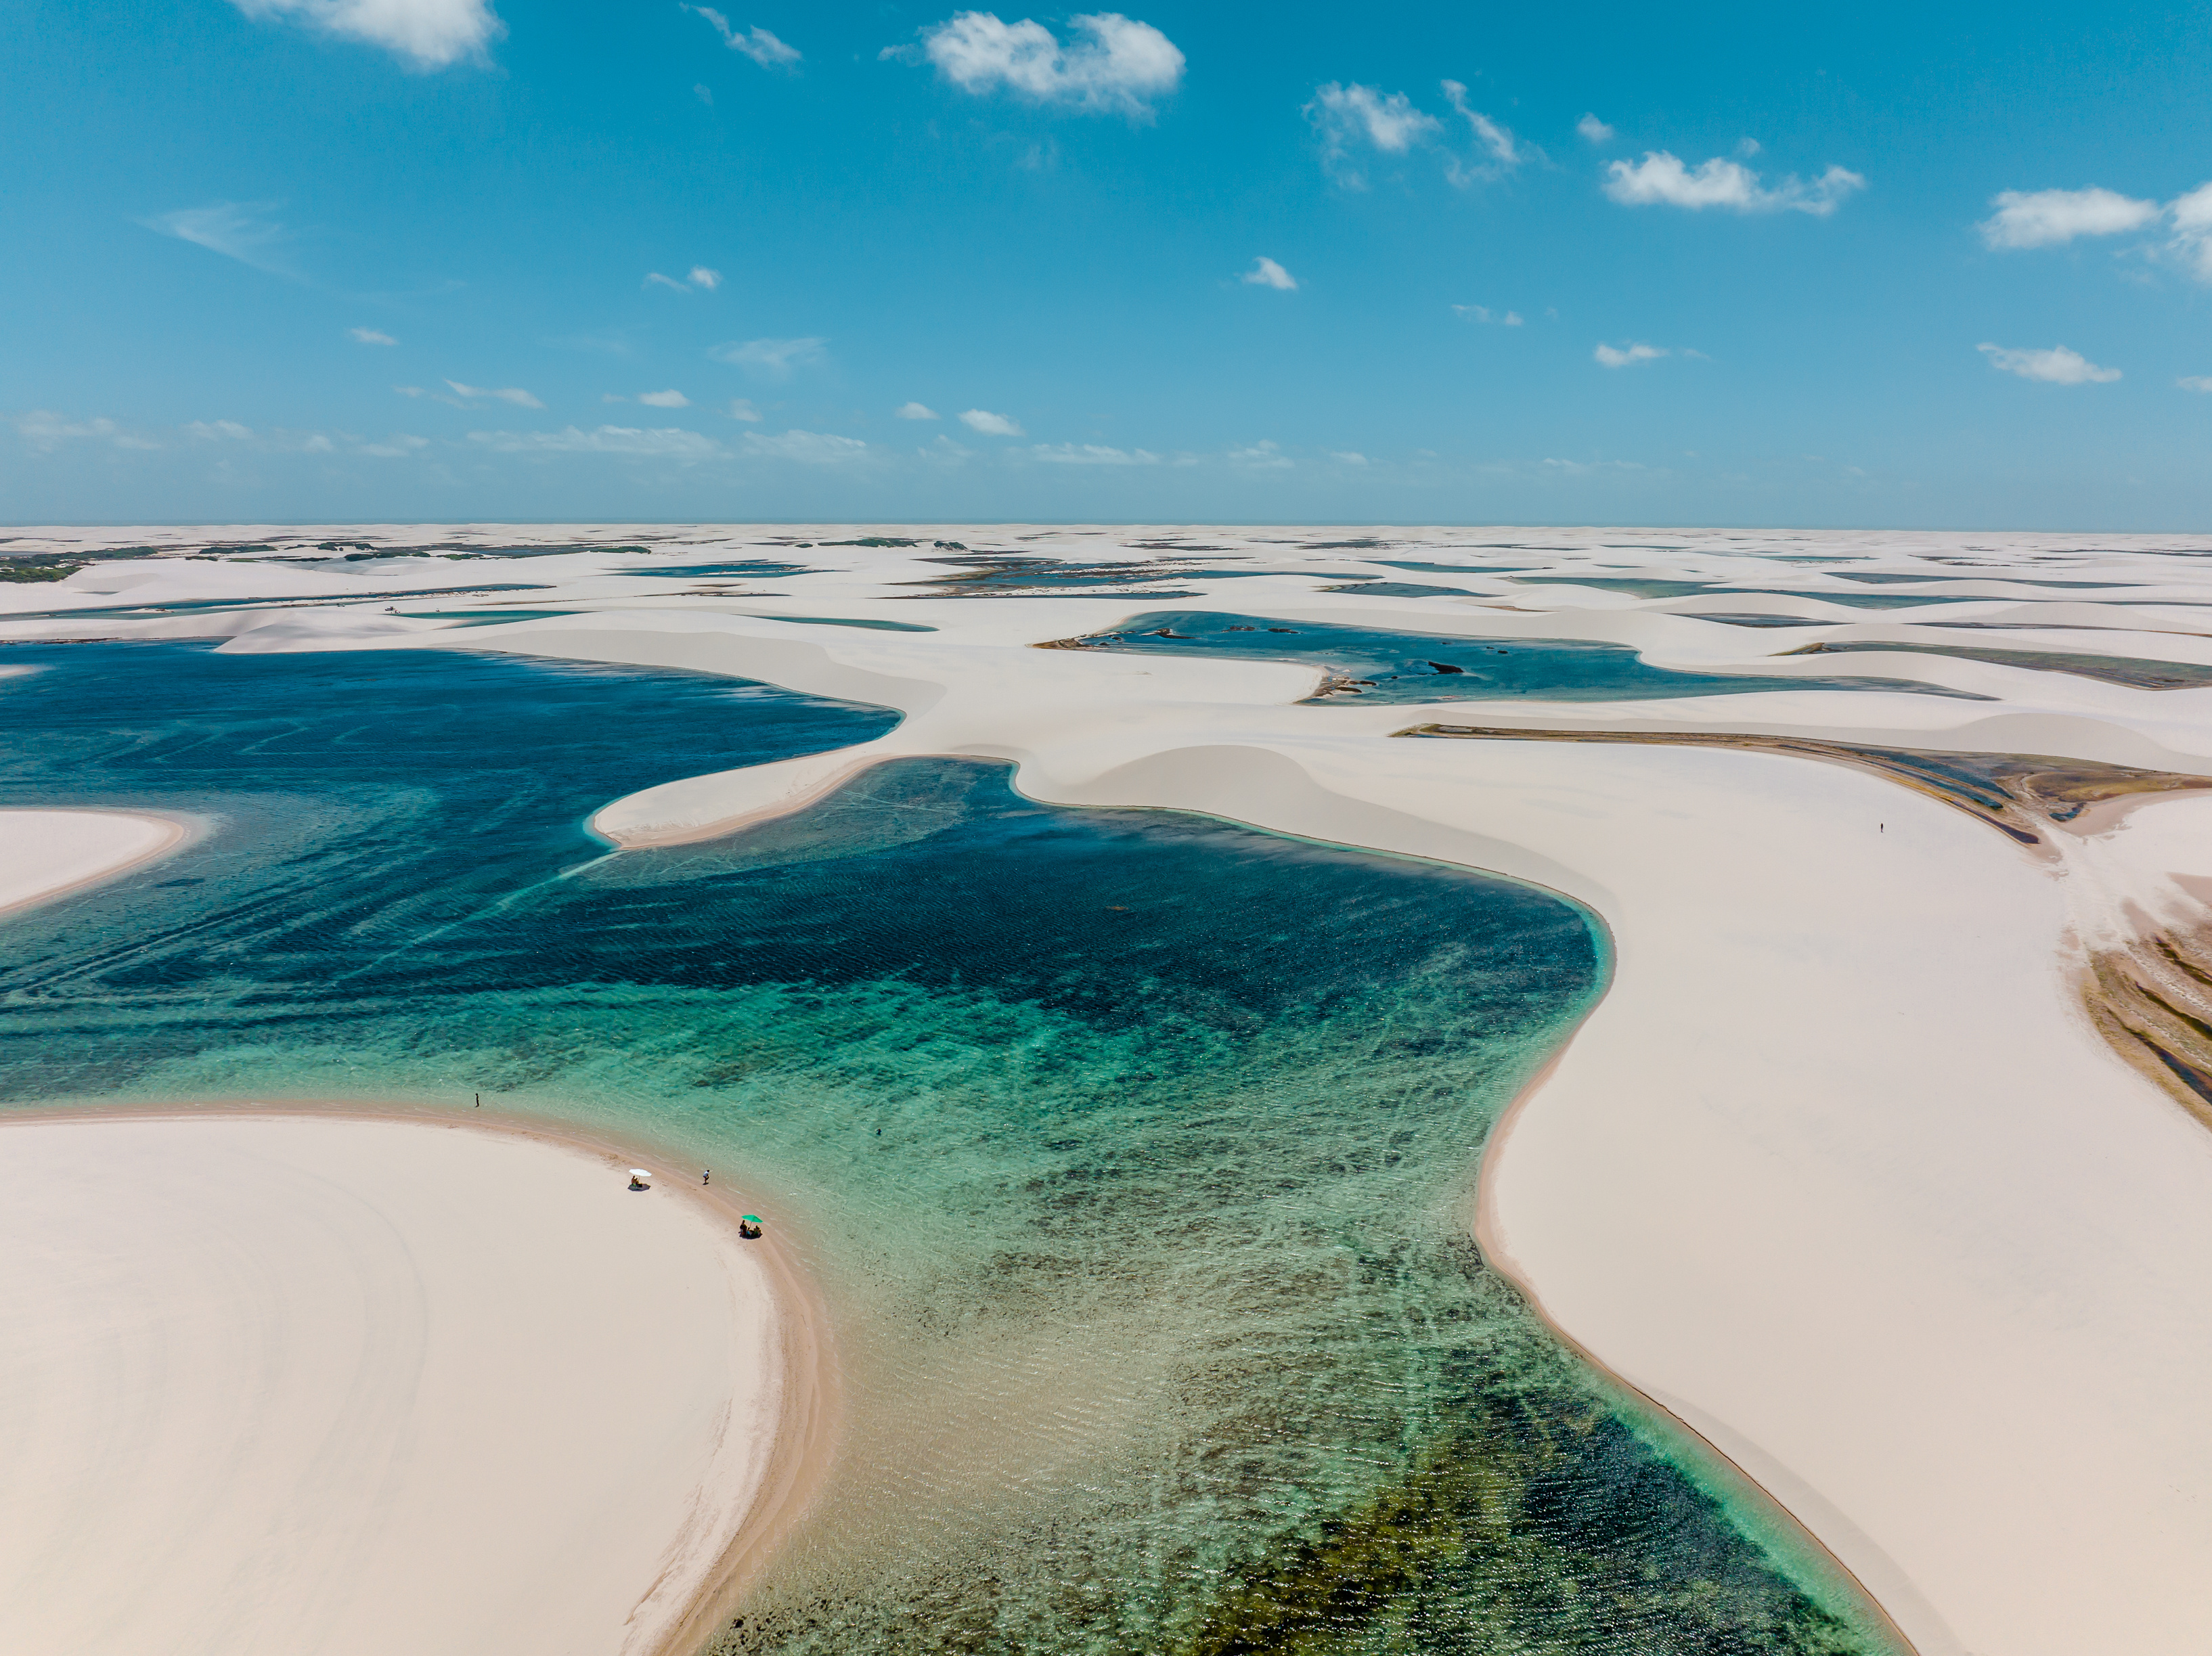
0,642 -> 1894,1656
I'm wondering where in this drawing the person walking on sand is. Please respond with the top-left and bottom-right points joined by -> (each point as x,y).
702,1169 -> 709,1186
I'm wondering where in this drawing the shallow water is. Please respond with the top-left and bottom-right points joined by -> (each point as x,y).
0,642 -> 1895,1656
1053,611 -> 1987,703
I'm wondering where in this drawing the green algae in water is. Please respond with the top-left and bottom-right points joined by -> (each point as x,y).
0,644 -> 1899,1656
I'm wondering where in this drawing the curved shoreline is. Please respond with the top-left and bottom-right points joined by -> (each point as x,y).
0,1096 -> 840,1656
0,807 -> 198,918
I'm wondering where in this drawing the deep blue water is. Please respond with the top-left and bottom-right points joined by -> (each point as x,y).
1053,611 -> 1987,702
0,642 -> 1894,1656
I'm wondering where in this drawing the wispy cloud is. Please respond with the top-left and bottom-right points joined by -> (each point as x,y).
2165,182 -> 2212,280
1241,256 -> 1298,290
684,7 -> 800,69
1576,113 -> 1614,145
726,399 -> 764,421
1306,80 -> 1524,190
1978,187 -> 2159,249
14,411 -> 160,452
1454,304 -> 1523,326
470,424 -> 724,457
1977,342 -> 2120,384
185,419 -> 255,441
1602,152 -> 1865,216
1329,451 -> 1368,464
1595,342 -> 1667,367
2179,376 -> 2212,393
959,408 -> 1023,435
1029,442 -> 1159,464
688,265 -> 722,290
895,401 -> 940,419
227,0 -> 502,70
636,388 -> 690,407
743,429 -> 868,463
348,326 -> 398,345
445,380 -> 544,407
141,202 -> 296,277
645,272 -> 690,292
1227,439 -> 1292,468
901,12 -> 1185,118
708,336 -> 828,380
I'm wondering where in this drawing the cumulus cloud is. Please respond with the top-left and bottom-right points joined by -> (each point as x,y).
688,265 -> 722,290
1602,152 -> 1865,216
2168,182 -> 2212,281
2179,376 -> 2212,393
1305,83 -> 1439,187
1227,439 -> 1292,468
1330,451 -> 1368,464
1306,80 -> 1523,189
1241,256 -> 1298,290
1595,342 -> 1666,367
1978,342 -> 2120,384
743,428 -> 868,463
1576,113 -> 1614,145
959,408 -> 1023,435
141,202 -> 294,276
636,389 -> 690,407
895,401 -> 940,419
349,326 -> 397,345
445,380 -> 544,407
185,420 -> 255,440
470,425 -> 724,457
1978,187 -> 2159,249
1454,304 -> 1523,326
684,7 -> 800,69
708,336 -> 827,379
1029,442 -> 1159,464
227,0 -> 502,69
904,12 -> 1184,117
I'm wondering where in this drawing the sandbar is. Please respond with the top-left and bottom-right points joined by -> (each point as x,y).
0,808 -> 187,917
0,1109 -> 811,1656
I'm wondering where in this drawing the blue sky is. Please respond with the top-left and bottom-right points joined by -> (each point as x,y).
5,0 -> 2211,528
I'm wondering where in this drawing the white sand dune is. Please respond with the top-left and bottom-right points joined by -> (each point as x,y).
0,1113 -> 787,1656
12,524 -> 2212,1655
0,808 -> 187,917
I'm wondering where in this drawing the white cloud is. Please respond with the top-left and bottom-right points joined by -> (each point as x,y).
357,433 -> 430,457
227,0 -> 502,69
445,380 -> 544,407
1440,79 -> 1526,185
895,401 -> 940,419
1227,439 -> 1292,468
349,326 -> 398,345
743,428 -> 868,463
1977,342 -> 2120,384
1241,256 -> 1298,290
1029,442 -> 1159,464
726,399 -> 764,421
1305,83 -> 1438,186
13,411 -> 163,451
636,389 -> 691,407
908,12 -> 1184,117
1595,342 -> 1667,367
688,265 -> 722,290
708,336 -> 828,379
684,7 -> 800,68
694,82 -> 713,105
1978,187 -> 2159,249
1453,304 -> 1523,326
959,408 -> 1023,435
469,425 -> 724,457
141,202 -> 294,275
185,420 -> 255,440
645,271 -> 689,292
1330,451 -> 1368,464
2179,376 -> 2212,393
2167,182 -> 2212,281
1576,113 -> 1614,145
1602,152 -> 1865,216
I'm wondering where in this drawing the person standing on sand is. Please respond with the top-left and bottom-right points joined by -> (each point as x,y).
702,1169 -> 709,1186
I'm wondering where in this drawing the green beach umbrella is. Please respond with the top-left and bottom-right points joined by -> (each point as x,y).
742,1215 -> 761,1224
